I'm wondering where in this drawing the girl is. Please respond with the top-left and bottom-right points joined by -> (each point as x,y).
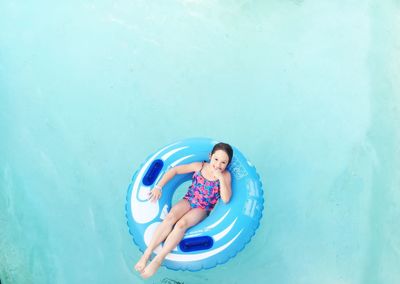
134,142 -> 233,279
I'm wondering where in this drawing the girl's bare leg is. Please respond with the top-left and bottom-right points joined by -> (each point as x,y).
134,199 -> 191,272
141,208 -> 208,278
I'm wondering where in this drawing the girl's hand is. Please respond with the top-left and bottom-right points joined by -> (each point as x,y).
213,168 -> 223,180
148,186 -> 162,202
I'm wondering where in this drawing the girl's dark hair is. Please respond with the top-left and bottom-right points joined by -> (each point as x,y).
211,142 -> 233,165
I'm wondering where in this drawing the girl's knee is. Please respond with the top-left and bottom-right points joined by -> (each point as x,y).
175,219 -> 188,230
164,212 -> 178,225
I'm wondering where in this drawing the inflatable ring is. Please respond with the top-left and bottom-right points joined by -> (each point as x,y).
125,137 -> 264,271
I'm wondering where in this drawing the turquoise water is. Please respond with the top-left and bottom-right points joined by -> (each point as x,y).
1,1 -> 399,283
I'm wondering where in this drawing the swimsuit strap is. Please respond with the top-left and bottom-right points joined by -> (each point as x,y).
198,161 -> 220,183
198,161 -> 207,180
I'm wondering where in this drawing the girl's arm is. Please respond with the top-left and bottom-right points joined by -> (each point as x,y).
218,171 -> 232,203
148,162 -> 202,202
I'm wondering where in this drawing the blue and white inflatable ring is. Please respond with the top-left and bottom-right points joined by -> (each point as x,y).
125,137 -> 264,271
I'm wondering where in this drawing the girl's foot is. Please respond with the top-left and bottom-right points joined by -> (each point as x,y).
140,257 -> 162,279
134,254 -> 150,272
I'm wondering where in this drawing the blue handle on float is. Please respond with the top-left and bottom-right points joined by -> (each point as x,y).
142,159 -> 164,186
179,236 -> 214,252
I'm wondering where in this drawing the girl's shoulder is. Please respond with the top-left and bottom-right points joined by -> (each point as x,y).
223,169 -> 231,180
191,161 -> 205,172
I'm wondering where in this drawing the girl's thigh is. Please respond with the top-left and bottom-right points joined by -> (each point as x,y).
168,199 -> 191,221
179,208 -> 208,228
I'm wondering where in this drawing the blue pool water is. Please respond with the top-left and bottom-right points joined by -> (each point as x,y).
1,1 -> 399,283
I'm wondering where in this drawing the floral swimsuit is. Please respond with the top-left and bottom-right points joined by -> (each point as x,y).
183,162 -> 220,211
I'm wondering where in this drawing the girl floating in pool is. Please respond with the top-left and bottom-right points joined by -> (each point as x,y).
134,142 -> 233,278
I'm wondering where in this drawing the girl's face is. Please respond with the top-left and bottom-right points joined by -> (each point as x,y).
209,150 -> 230,172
